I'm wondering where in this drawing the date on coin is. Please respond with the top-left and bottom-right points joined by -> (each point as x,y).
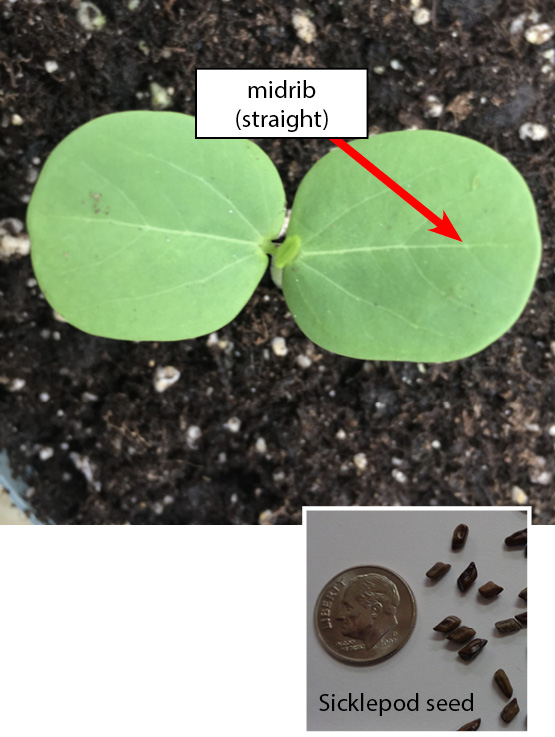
314,565 -> 417,665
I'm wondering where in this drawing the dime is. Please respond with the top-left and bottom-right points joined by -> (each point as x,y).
314,565 -> 417,665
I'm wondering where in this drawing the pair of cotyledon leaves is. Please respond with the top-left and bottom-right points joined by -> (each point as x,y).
28,112 -> 541,362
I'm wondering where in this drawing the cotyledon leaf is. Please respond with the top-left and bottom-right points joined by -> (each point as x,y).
28,112 -> 285,340
281,131 -> 541,362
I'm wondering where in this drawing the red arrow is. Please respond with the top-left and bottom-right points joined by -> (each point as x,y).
329,138 -> 462,242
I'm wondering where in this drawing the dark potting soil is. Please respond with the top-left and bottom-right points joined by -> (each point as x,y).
1,0 -> 554,524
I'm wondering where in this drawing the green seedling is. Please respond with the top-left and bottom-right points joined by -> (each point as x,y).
28,112 -> 541,362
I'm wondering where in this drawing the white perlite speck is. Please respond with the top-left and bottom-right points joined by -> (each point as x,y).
271,336 -> 288,357
76,2 -> 106,31
186,425 -> 202,448
39,392 -> 50,402
224,416 -> 241,433
525,23 -> 554,45
424,94 -> 443,118
530,469 -> 552,485
255,437 -> 268,454
510,13 -> 526,35
413,8 -> 431,26
335,429 -> 347,440
150,82 -> 173,110
70,452 -> 101,491
548,425 -> 555,437
296,354 -> 312,369
431,439 -> 441,449
44,60 -> 59,73
11,114 -> 23,126
390,59 -> 403,71
0,218 -> 30,260
392,469 -> 408,484
292,10 -> 316,43
519,122 -> 549,141
353,453 -> 368,471
8,378 -> 26,392
511,486 -> 529,505
153,365 -> 180,392
39,447 -> 54,461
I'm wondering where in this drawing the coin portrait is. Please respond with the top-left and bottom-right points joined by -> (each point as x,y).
314,565 -> 417,665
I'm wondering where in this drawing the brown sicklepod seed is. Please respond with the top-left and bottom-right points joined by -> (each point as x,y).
501,698 -> 520,724
519,587 -> 527,601
452,523 -> 469,550
494,669 -> 513,699
426,562 -> 451,580
478,581 -> 504,599
457,718 -> 481,731
504,528 -> 527,546
447,626 -> 476,644
458,638 -> 487,661
515,611 -> 527,626
433,615 -> 461,633
495,618 -> 521,633
457,562 -> 477,592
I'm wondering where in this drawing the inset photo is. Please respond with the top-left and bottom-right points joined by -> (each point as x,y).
307,508 -> 527,731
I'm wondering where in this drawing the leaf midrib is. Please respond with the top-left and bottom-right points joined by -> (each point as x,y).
301,242 -> 510,257
49,215 -> 258,247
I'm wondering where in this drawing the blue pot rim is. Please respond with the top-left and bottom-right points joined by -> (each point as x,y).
0,450 -> 53,525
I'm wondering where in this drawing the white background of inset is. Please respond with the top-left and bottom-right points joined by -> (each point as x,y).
196,69 -> 367,138
307,508 -> 527,731
0,505 -> 549,736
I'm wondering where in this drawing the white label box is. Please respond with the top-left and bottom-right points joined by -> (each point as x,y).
196,68 -> 367,139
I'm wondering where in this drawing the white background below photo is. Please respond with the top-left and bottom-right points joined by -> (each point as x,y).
307,508 -> 527,731
1,509 -> 552,737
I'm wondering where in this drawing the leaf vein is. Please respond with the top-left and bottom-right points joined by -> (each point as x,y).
51,215 -> 257,247
299,262 -> 445,337
114,140 -> 264,240
93,254 -> 255,307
